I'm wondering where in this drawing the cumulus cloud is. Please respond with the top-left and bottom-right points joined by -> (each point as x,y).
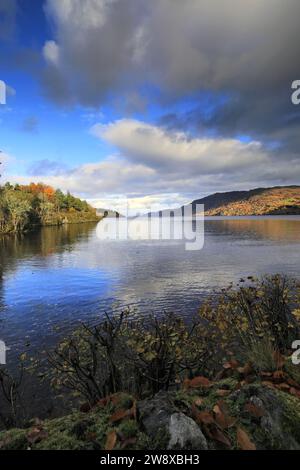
39,0 -> 300,168
42,0 -> 144,105
7,156 -> 156,199
42,0 -> 300,102
92,119 -> 269,174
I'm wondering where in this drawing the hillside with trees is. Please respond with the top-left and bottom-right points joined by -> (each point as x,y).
0,182 -> 100,234
190,186 -> 300,216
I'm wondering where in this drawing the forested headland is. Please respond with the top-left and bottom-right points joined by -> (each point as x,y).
0,182 -> 100,234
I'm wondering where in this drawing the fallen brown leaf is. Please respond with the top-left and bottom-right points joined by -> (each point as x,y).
213,403 -> 236,429
273,350 -> 285,369
289,387 -> 300,398
216,389 -> 230,397
260,371 -> 273,378
223,359 -> 239,370
110,408 -> 131,423
237,427 -> 256,450
195,410 -> 215,425
272,370 -> 285,382
105,430 -> 117,451
131,400 -> 137,420
213,404 -> 222,415
110,393 -> 125,406
187,376 -> 212,388
262,380 -> 275,388
276,382 -> 290,391
287,377 -> 300,389
210,427 -> 231,448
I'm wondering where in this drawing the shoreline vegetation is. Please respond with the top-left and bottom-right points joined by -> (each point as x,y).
1,275 -> 300,450
0,182 -> 100,234
1,183 -> 300,237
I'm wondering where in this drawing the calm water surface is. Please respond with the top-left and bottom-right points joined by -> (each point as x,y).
0,216 -> 300,366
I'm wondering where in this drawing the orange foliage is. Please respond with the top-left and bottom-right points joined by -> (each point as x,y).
21,183 -> 55,200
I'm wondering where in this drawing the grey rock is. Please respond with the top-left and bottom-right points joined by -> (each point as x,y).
137,391 -> 176,438
167,413 -> 208,450
249,396 -> 264,409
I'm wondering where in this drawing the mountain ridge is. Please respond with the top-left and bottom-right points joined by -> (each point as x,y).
188,185 -> 300,216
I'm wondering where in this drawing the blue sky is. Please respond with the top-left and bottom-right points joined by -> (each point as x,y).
1,0 -> 300,212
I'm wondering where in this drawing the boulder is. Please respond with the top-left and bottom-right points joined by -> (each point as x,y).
137,391 -> 176,438
167,413 -> 208,450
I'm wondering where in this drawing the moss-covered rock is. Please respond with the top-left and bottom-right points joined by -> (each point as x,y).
0,382 -> 300,450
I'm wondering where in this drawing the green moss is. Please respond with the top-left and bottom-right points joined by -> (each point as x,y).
135,431 -> 152,450
0,429 -> 28,450
274,389 -> 300,442
284,361 -> 300,386
129,428 -> 171,451
199,379 -> 238,410
115,393 -> 134,410
174,390 -> 201,409
214,377 -> 238,390
0,406 -> 114,451
118,420 -> 138,439
35,432 -> 85,450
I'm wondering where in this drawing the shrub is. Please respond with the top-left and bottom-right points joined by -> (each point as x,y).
46,275 -> 300,405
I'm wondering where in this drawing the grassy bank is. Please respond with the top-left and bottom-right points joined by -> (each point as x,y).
1,275 -> 300,450
0,182 -> 100,234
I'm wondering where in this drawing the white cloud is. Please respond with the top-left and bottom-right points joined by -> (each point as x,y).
42,0 -> 300,103
92,119 -> 269,174
43,40 -> 60,65
45,0 -> 116,31
88,193 -> 189,215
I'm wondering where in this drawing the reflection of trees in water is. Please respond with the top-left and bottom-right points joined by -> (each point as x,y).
0,222 -> 97,277
205,218 -> 300,242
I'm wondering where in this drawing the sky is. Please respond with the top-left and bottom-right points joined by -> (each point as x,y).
1,0 -> 300,213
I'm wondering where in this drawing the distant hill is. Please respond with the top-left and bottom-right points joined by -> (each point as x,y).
189,186 -> 300,216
